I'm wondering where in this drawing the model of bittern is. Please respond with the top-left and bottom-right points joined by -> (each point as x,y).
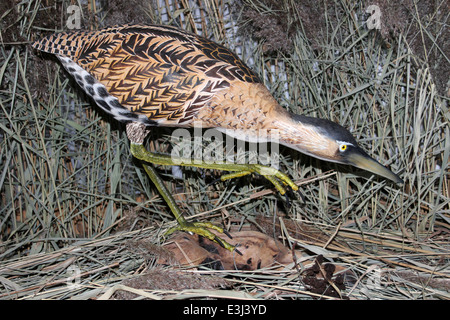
33,24 -> 403,252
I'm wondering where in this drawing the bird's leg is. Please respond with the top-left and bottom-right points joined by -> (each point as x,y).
126,122 -> 299,252
126,122 -> 237,252
140,163 -> 237,252
127,122 -> 298,195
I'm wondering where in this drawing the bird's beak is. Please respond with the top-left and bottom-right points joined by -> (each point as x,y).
346,148 -> 404,185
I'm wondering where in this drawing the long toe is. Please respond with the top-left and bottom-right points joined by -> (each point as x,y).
164,221 -> 237,252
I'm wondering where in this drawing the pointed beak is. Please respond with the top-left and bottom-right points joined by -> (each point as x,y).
346,148 -> 404,185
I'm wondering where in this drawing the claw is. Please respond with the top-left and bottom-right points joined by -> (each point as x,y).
284,192 -> 291,208
223,229 -> 233,239
208,177 -> 223,187
297,188 -> 306,204
286,185 -> 295,198
214,236 -> 226,249
212,234 -> 242,256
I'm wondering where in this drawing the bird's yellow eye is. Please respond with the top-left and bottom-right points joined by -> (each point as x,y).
339,144 -> 347,152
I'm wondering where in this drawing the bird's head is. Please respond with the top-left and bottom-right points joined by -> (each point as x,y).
279,114 -> 403,185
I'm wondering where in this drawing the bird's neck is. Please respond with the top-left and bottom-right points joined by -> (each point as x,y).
194,82 -> 330,158
195,82 -> 292,134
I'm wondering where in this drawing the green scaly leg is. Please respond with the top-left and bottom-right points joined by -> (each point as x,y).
126,122 -> 298,253
131,143 -> 299,195
141,163 -> 237,252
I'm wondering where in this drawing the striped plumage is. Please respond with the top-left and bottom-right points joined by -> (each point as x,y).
32,24 -> 278,132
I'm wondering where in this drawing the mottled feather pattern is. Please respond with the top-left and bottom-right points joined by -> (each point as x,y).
32,24 -> 263,127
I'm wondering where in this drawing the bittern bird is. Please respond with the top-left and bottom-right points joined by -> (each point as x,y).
33,24 -> 403,252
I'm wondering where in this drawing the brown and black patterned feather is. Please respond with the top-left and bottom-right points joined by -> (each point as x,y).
32,24 -> 282,130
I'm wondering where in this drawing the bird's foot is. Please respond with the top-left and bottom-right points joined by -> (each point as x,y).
165,221 -> 242,255
220,163 -> 299,196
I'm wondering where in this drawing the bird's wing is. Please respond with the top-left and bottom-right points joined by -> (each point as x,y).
33,24 -> 260,126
